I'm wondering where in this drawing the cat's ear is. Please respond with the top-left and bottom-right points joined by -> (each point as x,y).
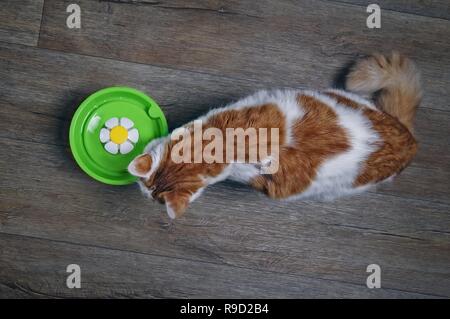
163,191 -> 191,219
128,154 -> 152,178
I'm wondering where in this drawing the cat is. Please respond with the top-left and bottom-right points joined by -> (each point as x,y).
128,52 -> 422,219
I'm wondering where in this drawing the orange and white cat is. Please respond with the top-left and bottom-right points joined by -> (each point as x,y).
128,53 -> 421,219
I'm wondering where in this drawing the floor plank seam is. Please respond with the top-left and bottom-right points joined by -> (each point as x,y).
366,190 -> 450,208
319,222 -> 427,242
99,0 -> 263,19
36,0 -> 46,47
3,41 -> 450,115
29,41 -> 269,89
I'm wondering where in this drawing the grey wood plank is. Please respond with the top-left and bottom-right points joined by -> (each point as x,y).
38,0 -> 450,111
326,0 -> 450,20
0,0 -> 44,46
0,233 -> 441,298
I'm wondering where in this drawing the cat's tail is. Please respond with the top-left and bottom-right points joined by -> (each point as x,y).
346,52 -> 422,134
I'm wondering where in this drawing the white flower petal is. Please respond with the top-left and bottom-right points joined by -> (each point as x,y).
99,128 -> 110,143
119,141 -> 134,154
120,117 -> 134,129
128,128 -> 139,143
105,117 -> 119,129
105,142 -> 119,154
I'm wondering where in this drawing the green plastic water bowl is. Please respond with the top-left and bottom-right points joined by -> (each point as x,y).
69,87 -> 168,185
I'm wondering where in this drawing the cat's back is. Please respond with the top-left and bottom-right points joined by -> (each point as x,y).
319,89 -> 417,186
288,89 -> 416,199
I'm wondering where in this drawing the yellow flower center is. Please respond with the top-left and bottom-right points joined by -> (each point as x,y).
110,126 -> 128,144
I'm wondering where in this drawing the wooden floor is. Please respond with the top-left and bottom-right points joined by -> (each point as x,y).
1,0 -> 449,298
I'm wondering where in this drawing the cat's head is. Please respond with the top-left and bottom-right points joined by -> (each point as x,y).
127,137 -> 206,219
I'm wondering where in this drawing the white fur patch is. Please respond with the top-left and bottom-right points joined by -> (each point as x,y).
290,91 -> 380,200
166,202 -> 176,219
142,136 -> 168,178
137,180 -> 153,198
189,187 -> 205,203
202,165 -> 234,185
228,163 -> 260,183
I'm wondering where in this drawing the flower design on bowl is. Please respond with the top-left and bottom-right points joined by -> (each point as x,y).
100,117 -> 139,155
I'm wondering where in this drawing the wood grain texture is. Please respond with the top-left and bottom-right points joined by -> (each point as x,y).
2,233 -> 438,298
38,0 -> 450,112
1,42 -> 449,298
327,0 -> 450,20
0,0 -> 44,46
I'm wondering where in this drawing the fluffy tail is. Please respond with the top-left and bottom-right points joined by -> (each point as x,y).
346,52 -> 422,133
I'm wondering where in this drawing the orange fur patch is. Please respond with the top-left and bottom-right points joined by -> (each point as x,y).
205,104 -> 286,162
354,109 -> 417,186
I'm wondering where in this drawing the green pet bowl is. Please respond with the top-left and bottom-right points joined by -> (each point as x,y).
69,87 -> 168,185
